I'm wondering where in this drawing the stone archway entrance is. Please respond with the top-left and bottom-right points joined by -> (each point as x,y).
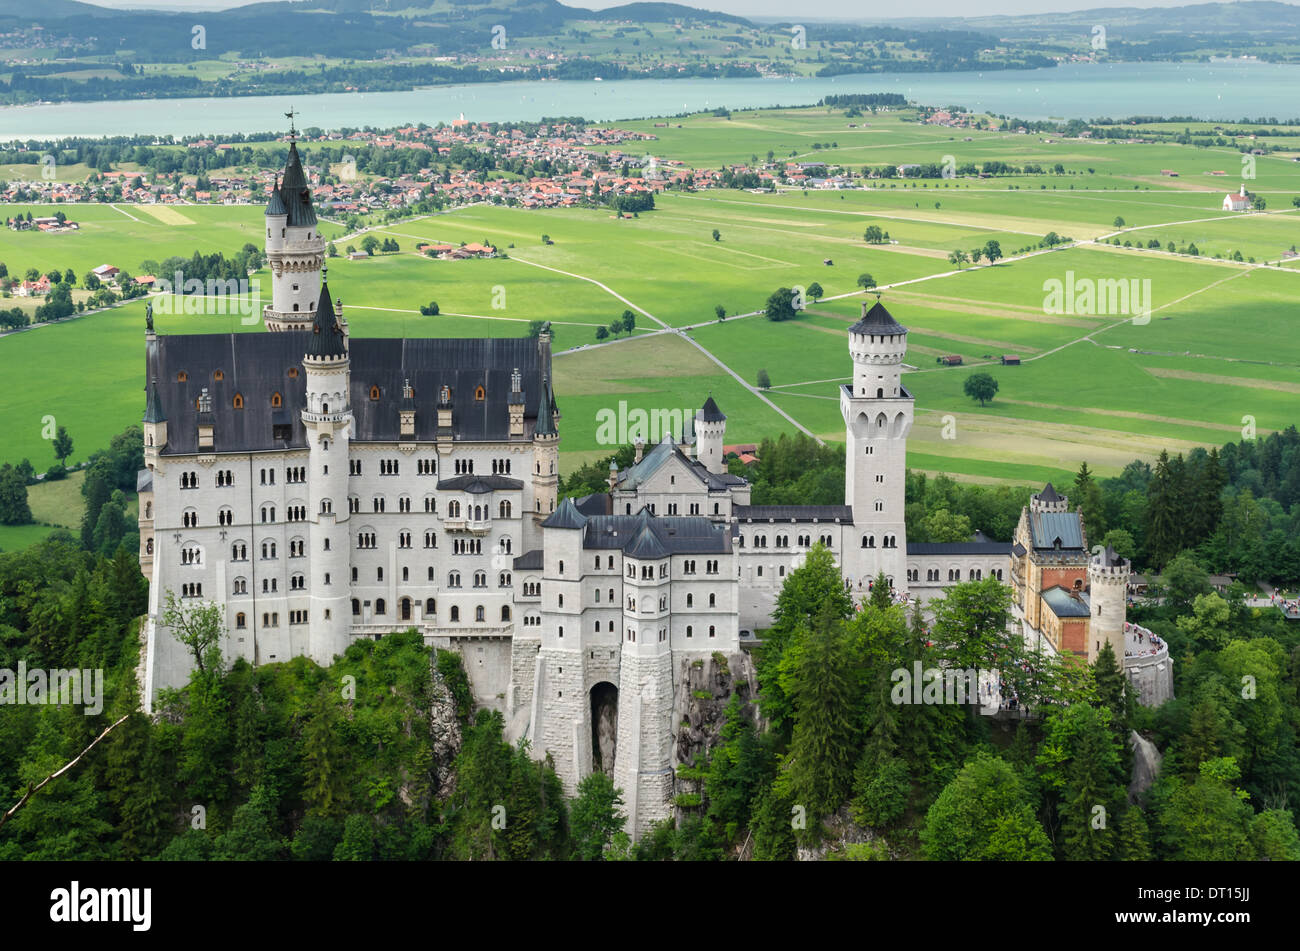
590,682 -> 618,774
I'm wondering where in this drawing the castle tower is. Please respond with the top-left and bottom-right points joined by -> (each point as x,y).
301,273 -> 352,665
840,301 -> 913,593
531,376 -> 559,528
1030,482 -> 1069,514
695,395 -> 726,475
1087,546 -> 1129,664
139,376 -> 166,582
613,514 -> 675,840
263,129 -> 325,332
533,499 -> 590,794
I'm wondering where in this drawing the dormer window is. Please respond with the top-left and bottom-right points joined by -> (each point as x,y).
370,385 -> 380,401
475,385 -> 485,401
214,370 -> 224,381
233,393 -> 244,409
271,391 -> 282,408
177,371 -> 188,382
288,367 -> 299,379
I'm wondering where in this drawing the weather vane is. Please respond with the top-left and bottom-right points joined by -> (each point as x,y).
285,107 -> 298,140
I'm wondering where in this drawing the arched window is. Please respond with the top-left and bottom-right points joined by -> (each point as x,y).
474,385 -> 485,401
375,598 -> 386,615
501,605 -> 512,622
426,598 -> 436,615
271,391 -> 282,408
352,599 -> 360,616
233,393 -> 244,409
369,385 -> 380,401
450,606 -> 460,622
475,605 -> 486,622
236,612 -> 246,628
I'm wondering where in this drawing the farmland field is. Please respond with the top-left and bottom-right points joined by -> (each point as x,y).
1,103 -> 1299,528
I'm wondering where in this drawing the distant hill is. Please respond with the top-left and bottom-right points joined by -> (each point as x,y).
869,1 -> 1300,38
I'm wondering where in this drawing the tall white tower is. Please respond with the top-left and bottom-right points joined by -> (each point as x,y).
613,515 -> 675,841
1087,546 -> 1129,664
301,273 -> 352,664
694,395 -> 726,475
264,130 -> 325,332
840,300 -> 913,592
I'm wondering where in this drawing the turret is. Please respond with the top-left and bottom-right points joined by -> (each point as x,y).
532,376 -> 559,523
1087,546 -> 1129,663
264,131 -> 325,332
695,394 -> 726,475
840,300 -> 913,593
143,376 -> 167,463
1030,483 -> 1069,514
301,273 -> 352,665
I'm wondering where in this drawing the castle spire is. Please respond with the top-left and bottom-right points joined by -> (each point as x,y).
306,273 -> 345,359
143,376 -> 165,423
535,376 -> 556,436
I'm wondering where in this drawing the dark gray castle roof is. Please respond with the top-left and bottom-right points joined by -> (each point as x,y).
1028,510 -> 1084,551
849,300 -> 907,337
143,377 -> 166,424
438,474 -> 523,493
580,508 -> 731,556
1041,586 -> 1092,619
615,435 -> 746,494
734,504 -> 853,522
698,394 -> 725,422
513,549 -> 543,570
535,376 -> 556,436
146,332 -> 553,454
278,141 -> 317,228
1035,482 -> 1063,503
907,541 -> 1013,556
264,179 -> 287,217
541,497 -> 588,529
305,281 -> 345,359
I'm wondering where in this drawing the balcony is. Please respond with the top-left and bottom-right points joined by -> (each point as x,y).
444,515 -> 491,535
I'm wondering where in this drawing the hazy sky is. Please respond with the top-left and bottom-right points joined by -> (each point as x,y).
85,0 -> 1235,17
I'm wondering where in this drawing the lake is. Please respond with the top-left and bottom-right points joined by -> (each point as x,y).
3,61 -> 1299,141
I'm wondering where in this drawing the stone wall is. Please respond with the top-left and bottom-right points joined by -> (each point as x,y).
1125,650 -> 1173,707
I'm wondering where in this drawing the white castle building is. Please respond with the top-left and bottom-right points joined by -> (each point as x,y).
137,139 -> 1167,838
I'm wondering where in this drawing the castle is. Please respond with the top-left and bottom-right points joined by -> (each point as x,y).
137,137 -> 1169,838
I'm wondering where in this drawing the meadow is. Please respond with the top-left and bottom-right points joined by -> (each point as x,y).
1,102 -> 1299,536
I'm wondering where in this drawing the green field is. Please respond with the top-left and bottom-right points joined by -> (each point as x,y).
1,104 -> 1299,542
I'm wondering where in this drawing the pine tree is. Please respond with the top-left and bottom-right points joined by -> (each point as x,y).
1145,450 -> 1178,567
1060,719 -> 1122,860
783,614 -> 861,818
1117,807 -> 1153,861
1072,461 -> 1106,540
301,685 -> 348,817
1092,642 -> 1130,736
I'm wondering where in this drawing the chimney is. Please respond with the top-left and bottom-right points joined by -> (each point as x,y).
400,379 -> 415,437
634,437 -> 645,464
196,387 -> 215,451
